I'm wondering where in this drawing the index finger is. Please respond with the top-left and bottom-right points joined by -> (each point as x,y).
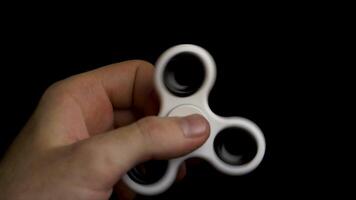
45,60 -> 157,135
91,60 -> 156,110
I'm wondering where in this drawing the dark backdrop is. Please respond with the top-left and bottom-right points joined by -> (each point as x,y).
0,6 -> 345,199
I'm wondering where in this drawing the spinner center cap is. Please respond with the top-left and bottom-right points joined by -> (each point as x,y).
167,104 -> 204,117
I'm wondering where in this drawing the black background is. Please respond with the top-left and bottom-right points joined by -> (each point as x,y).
0,4 -> 349,199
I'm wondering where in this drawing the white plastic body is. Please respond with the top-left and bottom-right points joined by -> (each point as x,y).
123,44 -> 266,195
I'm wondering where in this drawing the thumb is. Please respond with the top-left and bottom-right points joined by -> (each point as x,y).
73,114 -> 210,180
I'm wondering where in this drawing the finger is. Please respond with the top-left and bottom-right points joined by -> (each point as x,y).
114,181 -> 136,200
41,60 -> 156,135
113,110 -> 138,128
176,163 -> 187,181
90,60 -> 156,110
113,90 -> 159,128
72,114 -> 210,185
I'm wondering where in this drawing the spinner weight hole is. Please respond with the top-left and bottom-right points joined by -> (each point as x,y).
163,53 -> 205,97
127,160 -> 168,185
214,127 -> 258,166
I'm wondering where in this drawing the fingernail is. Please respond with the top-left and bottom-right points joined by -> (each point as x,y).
179,114 -> 209,138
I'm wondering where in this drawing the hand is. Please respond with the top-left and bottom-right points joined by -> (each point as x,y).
0,60 -> 210,200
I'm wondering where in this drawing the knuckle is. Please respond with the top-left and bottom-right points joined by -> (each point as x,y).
43,73 -> 86,97
40,74 -> 89,105
44,80 -> 66,97
39,80 -> 70,106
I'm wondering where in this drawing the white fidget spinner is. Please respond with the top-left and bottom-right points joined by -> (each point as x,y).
123,44 -> 266,195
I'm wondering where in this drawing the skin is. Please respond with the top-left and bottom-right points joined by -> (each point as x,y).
0,60 -> 210,200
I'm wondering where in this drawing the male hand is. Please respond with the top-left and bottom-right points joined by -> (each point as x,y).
0,60 -> 210,200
